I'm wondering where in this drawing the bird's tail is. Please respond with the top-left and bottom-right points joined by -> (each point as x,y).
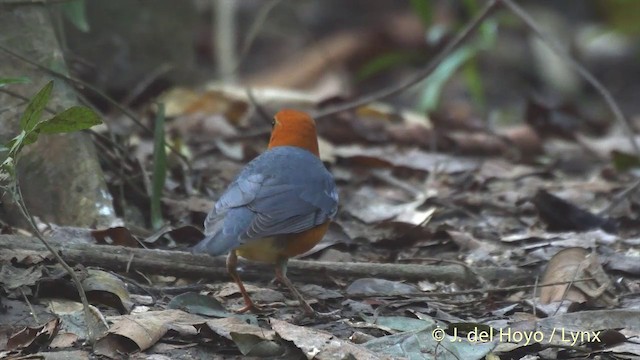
190,231 -> 236,256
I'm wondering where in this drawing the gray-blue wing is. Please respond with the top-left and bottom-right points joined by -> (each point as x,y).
193,147 -> 338,256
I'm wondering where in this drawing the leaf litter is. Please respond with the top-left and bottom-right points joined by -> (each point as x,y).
4,6 -> 640,360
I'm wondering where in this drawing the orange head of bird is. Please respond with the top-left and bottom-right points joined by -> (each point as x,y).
268,109 -> 319,157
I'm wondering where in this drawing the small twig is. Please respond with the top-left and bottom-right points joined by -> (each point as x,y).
313,0 -> 500,118
500,0 -> 639,155
121,63 -> 173,107
126,253 -> 134,273
599,177 -> 640,216
19,287 -> 39,323
552,256 -> 586,316
532,275 -> 539,317
14,181 -> 97,343
400,257 -> 489,289
371,169 -> 424,198
109,272 -> 157,300
232,0 -> 283,74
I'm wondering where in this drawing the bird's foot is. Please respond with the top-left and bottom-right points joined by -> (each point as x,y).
234,302 -> 264,314
295,302 -> 340,321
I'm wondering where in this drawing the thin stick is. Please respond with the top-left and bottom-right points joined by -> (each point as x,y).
313,0 -> 500,119
14,181 -> 97,343
232,0 -> 283,75
121,63 -> 173,107
400,257 -> 489,289
599,177 -> 640,216
20,287 -> 39,323
500,0 -> 639,155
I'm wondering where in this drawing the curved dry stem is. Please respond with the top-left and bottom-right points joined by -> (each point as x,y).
314,0 -> 500,118
14,179 -> 97,344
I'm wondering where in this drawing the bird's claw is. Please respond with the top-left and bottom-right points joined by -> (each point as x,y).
234,302 -> 264,314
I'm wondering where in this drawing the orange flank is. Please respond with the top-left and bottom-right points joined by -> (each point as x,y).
236,221 -> 331,262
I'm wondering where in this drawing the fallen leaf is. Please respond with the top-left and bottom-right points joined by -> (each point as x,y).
271,318 -> 387,360
0,265 -> 42,291
82,269 -> 133,314
6,318 -> 60,352
343,186 -> 433,226
167,292 -> 232,318
333,145 -> 479,174
94,310 -> 204,358
540,247 -> 614,306
91,227 -> 140,247
204,316 -> 269,341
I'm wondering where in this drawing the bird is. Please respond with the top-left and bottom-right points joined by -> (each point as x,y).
192,109 -> 338,316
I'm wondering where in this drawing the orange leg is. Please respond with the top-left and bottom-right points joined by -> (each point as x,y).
274,258 -> 315,316
226,250 -> 261,313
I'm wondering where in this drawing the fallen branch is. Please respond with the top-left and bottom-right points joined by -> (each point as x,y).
0,235 -> 531,286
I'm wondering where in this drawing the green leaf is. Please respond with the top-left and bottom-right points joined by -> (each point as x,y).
35,106 -> 102,134
61,0 -> 90,32
463,58 -> 485,110
0,156 -> 16,185
19,81 -> 53,132
357,51 -> 422,81
150,104 -> 167,230
21,131 -> 40,147
612,150 -> 640,171
8,131 -> 26,157
418,46 -> 475,111
0,77 -> 29,88
410,0 -> 432,26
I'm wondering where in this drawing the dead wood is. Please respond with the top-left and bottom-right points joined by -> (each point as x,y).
0,235 -> 531,286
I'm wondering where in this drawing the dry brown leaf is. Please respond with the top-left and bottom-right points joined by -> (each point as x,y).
91,227 -> 140,247
0,265 -> 42,291
49,332 -> 79,348
6,318 -> 60,352
343,186 -> 433,226
446,230 -> 500,263
205,317 -> 274,341
539,247 -> 613,305
540,247 -> 590,304
82,269 -> 133,314
333,145 -> 479,173
94,310 -> 204,358
158,88 -> 249,124
168,113 -> 239,139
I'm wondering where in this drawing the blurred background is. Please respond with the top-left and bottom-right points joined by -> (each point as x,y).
61,0 -> 640,120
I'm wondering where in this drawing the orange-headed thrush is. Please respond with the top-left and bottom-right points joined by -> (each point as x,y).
193,109 -> 338,315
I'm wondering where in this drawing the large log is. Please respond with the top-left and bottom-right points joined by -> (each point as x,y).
0,235 -> 532,286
